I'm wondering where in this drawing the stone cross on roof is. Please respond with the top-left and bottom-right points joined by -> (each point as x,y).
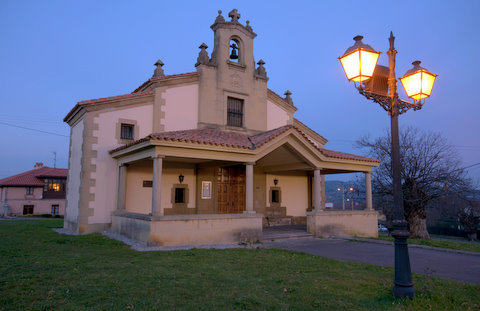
228,9 -> 240,23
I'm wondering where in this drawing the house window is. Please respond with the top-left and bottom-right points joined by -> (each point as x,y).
26,187 -> 34,195
44,179 -> 65,192
23,205 -> 34,215
227,97 -> 243,127
271,190 -> 280,203
174,188 -> 185,204
51,205 -> 59,215
120,124 -> 134,140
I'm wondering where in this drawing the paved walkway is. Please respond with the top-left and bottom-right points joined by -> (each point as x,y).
263,237 -> 480,285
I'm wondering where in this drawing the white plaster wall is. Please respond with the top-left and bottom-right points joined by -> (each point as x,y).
90,104 -> 153,223
266,173 -> 308,216
267,100 -> 289,130
162,84 -> 199,131
125,164 -> 152,214
65,118 -> 84,223
125,162 -> 196,214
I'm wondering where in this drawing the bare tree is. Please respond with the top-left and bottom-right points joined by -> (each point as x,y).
357,127 -> 470,239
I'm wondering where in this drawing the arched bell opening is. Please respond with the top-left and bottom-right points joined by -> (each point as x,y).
229,38 -> 241,63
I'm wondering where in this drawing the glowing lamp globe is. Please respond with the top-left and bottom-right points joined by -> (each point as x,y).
339,35 -> 381,82
400,61 -> 437,102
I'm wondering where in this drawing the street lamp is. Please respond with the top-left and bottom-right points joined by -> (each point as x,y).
337,182 -> 345,210
339,32 -> 437,299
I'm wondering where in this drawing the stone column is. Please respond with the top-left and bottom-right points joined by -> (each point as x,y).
313,168 -> 323,213
117,163 -> 128,211
152,155 -> 164,216
244,163 -> 255,214
321,174 -> 326,210
365,172 -> 373,210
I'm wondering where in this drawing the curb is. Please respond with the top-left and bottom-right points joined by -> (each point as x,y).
337,237 -> 480,257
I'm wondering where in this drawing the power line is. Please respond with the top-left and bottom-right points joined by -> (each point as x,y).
0,121 -> 69,138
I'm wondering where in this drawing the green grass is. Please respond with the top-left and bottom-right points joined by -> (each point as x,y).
374,235 -> 480,253
1,220 -> 479,310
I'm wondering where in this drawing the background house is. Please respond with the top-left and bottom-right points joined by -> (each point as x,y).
0,163 -> 67,216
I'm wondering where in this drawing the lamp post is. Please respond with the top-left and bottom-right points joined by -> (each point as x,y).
339,32 -> 437,299
337,182 -> 345,210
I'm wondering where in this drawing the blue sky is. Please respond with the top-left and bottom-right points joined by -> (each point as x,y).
1,0 -> 479,183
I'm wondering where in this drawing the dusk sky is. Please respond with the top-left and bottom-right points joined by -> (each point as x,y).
1,1 -> 479,183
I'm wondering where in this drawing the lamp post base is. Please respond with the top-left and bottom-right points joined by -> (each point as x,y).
391,220 -> 415,299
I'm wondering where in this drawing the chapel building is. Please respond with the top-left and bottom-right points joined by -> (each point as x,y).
63,9 -> 379,246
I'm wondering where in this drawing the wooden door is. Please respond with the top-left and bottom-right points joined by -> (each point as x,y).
217,166 -> 245,214
23,205 -> 34,215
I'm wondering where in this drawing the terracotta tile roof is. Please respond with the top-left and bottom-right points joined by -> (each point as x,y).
109,125 -> 379,164
0,167 -> 68,187
318,148 -> 379,163
64,91 -> 154,122
133,72 -> 200,93
65,72 -> 200,123
77,91 -> 154,106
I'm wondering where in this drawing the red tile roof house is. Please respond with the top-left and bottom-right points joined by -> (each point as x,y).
0,163 -> 67,217
63,9 -> 380,246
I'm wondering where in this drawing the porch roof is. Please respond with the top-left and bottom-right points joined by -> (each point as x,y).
109,125 -> 379,164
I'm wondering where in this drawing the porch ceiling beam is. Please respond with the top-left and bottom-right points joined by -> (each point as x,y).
261,162 -> 311,173
110,141 -> 152,158
117,148 -> 156,165
155,146 -> 255,163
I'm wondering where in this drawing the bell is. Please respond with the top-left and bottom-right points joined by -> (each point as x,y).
230,43 -> 239,60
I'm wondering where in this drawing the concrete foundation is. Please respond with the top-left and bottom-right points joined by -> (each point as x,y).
112,211 -> 263,246
307,210 -> 378,238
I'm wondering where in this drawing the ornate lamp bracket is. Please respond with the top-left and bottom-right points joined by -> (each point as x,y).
356,84 -> 422,115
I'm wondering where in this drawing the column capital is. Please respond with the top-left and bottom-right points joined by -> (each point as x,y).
244,162 -> 255,166
313,167 -> 323,171
119,163 -> 129,168
151,155 -> 165,160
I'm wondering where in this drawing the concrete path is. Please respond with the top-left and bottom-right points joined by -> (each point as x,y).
263,237 -> 480,285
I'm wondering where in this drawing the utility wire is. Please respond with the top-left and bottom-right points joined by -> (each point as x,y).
0,121 -> 69,138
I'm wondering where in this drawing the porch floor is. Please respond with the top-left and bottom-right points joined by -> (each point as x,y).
262,224 -> 312,241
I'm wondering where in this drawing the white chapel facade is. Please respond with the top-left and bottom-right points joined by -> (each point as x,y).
64,9 -> 379,246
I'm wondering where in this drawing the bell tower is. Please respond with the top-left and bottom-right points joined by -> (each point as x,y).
196,9 -> 269,133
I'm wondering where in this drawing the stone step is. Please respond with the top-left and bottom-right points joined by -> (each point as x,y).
262,231 -> 313,241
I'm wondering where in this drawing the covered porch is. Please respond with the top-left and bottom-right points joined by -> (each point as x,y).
109,126 -> 379,246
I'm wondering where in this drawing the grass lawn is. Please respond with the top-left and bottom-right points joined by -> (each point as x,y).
374,234 -> 480,253
1,220 -> 479,310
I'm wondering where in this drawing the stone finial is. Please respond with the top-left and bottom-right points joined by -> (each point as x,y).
284,90 -> 293,105
245,20 -> 253,32
228,9 -> 240,23
255,59 -> 267,78
196,43 -> 210,66
153,59 -> 165,77
215,10 -> 225,23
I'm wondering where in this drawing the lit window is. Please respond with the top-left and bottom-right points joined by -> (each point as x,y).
227,97 -> 243,127
121,124 -> 134,140
44,179 -> 65,192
